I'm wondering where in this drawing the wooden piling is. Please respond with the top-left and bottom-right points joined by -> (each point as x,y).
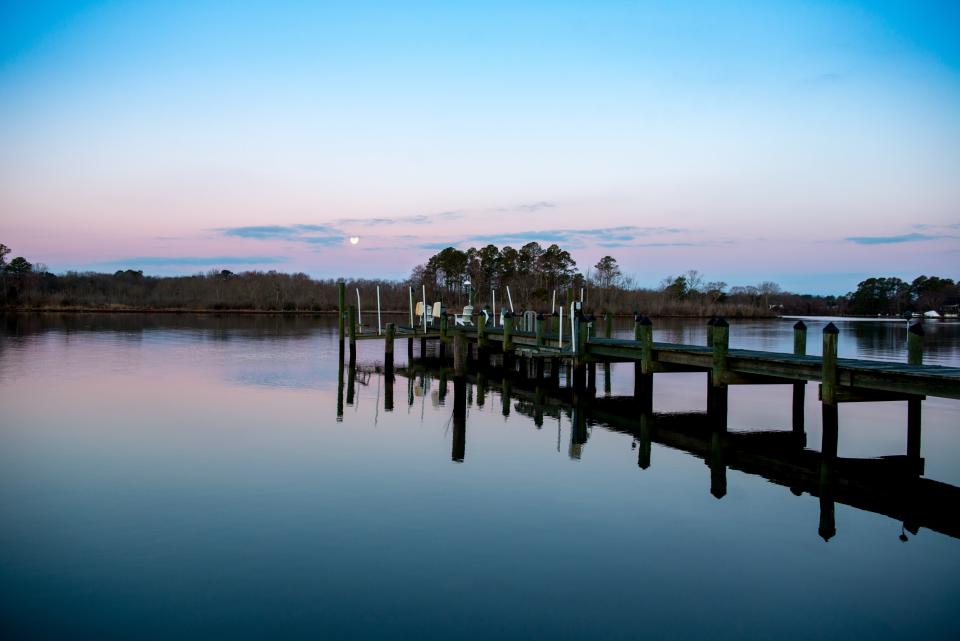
439,308 -> 448,341
637,315 -> 653,374
478,308 -> 488,346
503,312 -> 515,353
337,281 -> 346,340
604,312 -> 612,338
711,317 -> 729,386
535,313 -> 545,348
454,330 -> 467,376
908,322 -> 924,366
794,320 -> 807,356
384,323 -> 395,371
348,304 -> 357,362
821,323 -> 839,405
706,316 -> 716,348
792,321 -> 807,437
908,322 -> 924,467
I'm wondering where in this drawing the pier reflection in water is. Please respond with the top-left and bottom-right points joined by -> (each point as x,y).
336,346 -> 960,543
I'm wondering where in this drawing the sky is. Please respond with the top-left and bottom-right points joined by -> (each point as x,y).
1,0 -> 958,294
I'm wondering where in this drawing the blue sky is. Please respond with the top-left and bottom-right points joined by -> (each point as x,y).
1,1 -> 958,293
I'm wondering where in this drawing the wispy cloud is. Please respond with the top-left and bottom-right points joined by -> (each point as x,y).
463,225 -> 688,247
94,256 -> 286,267
218,224 -> 343,245
845,232 -> 943,245
496,201 -> 556,213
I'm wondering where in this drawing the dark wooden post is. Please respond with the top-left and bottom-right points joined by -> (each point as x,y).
821,323 -> 839,406
348,304 -> 357,362
478,307 -> 488,347
454,330 -> 468,377
711,317 -> 729,386
549,312 -> 558,338
535,313 -> 545,348
439,310 -> 448,341
907,323 -> 924,465
706,316 -> 716,348
635,315 -> 654,412
503,312 -> 513,370
792,320 -> 807,439
385,322 -> 395,372
337,281 -> 346,340
604,312 -> 613,338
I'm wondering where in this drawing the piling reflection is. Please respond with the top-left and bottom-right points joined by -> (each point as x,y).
335,352 -> 960,543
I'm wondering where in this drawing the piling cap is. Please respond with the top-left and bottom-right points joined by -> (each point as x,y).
707,316 -> 717,326
638,315 -> 653,326
793,320 -> 807,330
823,322 -> 839,335
503,311 -> 514,319
909,322 -> 925,336
536,313 -> 544,320
551,311 -> 559,317
713,317 -> 729,328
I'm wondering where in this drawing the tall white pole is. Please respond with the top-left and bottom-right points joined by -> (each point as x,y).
551,289 -> 556,315
558,304 -> 564,347
580,287 -> 584,303
376,285 -> 382,335
356,288 -> 362,333
408,286 -> 414,328
492,290 -> 497,327
506,286 -> 514,312
422,285 -> 427,331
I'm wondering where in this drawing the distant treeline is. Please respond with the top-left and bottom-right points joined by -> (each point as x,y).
1,242 -> 956,317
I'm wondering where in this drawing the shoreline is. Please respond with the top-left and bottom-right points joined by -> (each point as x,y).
8,306 -> 776,319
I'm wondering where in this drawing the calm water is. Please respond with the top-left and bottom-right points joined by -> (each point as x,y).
2,313 -> 959,640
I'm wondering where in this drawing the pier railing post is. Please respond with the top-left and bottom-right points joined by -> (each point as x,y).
821,323 -> 839,406
792,320 -> 807,440
503,312 -> 514,354
908,322 -> 924,366
337,281 -> 346,340
385,322 -> 395,372
794,320 -> 807,356
478,308 -> 488,347
711,317 -> 729,386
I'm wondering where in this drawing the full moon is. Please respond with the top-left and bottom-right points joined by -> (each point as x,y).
349,236 -> 360,245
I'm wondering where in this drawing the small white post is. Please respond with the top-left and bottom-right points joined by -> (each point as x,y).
580,287 -> 584,303
551,289 -> 556,315
571,301 -> 577,355
422,285 -> 427,332
506,286 -> 514,312
356,288 -> 362,333
376,285 -> 382,336
408,286 -> 414,328
558,304 -> 564,348
492,290 -> 497,327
